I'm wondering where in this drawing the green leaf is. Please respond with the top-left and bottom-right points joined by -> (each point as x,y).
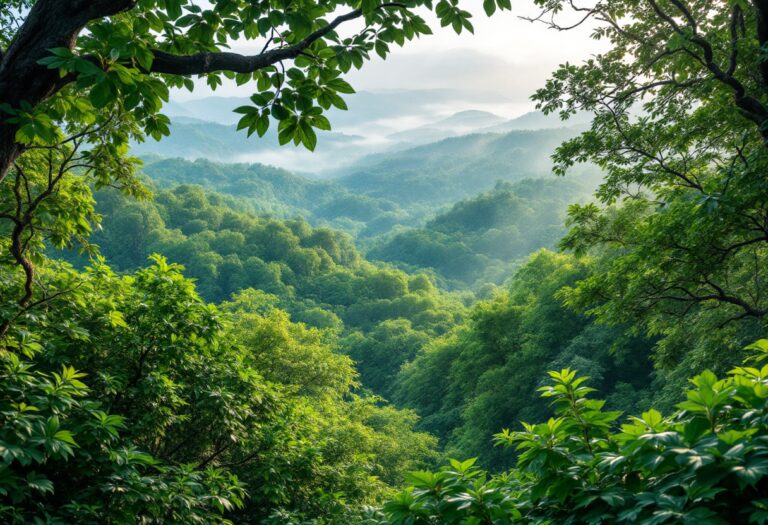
89,80 -> 116,108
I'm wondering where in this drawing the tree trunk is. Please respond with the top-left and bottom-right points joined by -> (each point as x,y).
0,0 -> 134,180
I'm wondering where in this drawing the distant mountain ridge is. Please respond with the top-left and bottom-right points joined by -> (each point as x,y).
139,90 -> 527,171
142,92 -> 595,174
480,110 -> 594,133
335,126 -> 597,205
387,110 -> 506,144
131,119 -> 363,173
165,89 -> 511,127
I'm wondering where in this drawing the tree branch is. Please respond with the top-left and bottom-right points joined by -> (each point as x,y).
149,9 -> 364,76
647,0 -> 768,137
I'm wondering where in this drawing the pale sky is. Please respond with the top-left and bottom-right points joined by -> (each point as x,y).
174,0 -> 604,117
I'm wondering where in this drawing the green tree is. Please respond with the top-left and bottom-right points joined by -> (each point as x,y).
341,319 -> 430,397
394,250 -> 653,467
529,0 -> 768,366
0,0 -> 509,180
0,250 -> 440,523
382,340 -> 768,524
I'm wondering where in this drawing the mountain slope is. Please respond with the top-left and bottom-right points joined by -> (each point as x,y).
480,110 -> 594,133
139,157 -> 430,238
386,110 -> 506,144
367,178 -> 592,288
336,127 -> 595,205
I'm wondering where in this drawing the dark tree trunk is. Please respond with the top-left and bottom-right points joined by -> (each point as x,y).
753,0 -> 768,92
0,0 -> 134,180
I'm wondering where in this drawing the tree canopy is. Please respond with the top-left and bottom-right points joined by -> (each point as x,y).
0,0 -> 512,179
4,0 -> 768,522
518,0 -> 768,365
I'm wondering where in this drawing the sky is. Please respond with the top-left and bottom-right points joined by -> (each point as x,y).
173,0 -> 604,119
346,1 -> 602,92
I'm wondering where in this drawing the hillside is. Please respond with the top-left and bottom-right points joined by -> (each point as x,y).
139,157 -> 430,238
336,127 -> 596,205
368,178 -> 592,288
142,157 -> 345,216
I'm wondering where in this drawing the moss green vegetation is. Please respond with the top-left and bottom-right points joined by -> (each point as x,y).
368,179 -> 591,288
3,0 -> 768,523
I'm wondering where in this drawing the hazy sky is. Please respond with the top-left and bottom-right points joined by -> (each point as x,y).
346,1 -> 602,88
174,1 -> 603,117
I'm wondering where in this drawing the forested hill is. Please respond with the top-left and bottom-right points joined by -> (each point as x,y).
138,140 -> 596,244
139,157 -> 422,238
368,179 -> 592,288
6,0 -> 768,523
142,156 -> 350,218
134,156 -> 595,290
60,183 -> 472,400
337,127 -> 596,205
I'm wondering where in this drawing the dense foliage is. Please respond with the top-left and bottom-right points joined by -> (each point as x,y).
393,250 -> 653,467
531,0 -> 768,370
3,0 -> 768,522
369,180 -> 590,288
140,157 -> 420,238
373,0 -> 768,521
59,182 -> 467,402
0,253 -> 438,523
381,343 -> 768,524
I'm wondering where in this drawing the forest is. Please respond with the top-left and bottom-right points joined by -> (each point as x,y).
2,0 -> 768,523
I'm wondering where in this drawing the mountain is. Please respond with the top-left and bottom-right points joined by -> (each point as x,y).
165,89 -> 511,128
387,110 -> 506,144
140,90 -> 517,172
480,110 -> 594,133
131,119 -> 364,173
141,157 -> 344,216
335,127 -> 597,206
433,110 -> 507,129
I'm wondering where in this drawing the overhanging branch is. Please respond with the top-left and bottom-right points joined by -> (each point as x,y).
149,9 -> 363,75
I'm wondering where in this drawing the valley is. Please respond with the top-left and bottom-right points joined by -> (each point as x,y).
3,2 -> 767,523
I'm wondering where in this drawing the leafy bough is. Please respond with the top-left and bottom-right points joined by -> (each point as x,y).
381,340 -> 768,524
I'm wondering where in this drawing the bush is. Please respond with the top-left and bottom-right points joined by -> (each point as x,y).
381,340 -> 768,524
0,352 -> 245,524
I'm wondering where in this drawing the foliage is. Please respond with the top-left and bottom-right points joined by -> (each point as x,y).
0,252 -> 438,523
4,0 -> 768,523
340,319 -> 430,398
138,156 -> 416,239
369,180 -> 589,288
382,341 -> 768,524
0,353 -> 246,524
1,0 -> 510,175
530,0 -> 768,367
57,182 -> 468,400
394,250 -> 653,467
65,184 -> 466,331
